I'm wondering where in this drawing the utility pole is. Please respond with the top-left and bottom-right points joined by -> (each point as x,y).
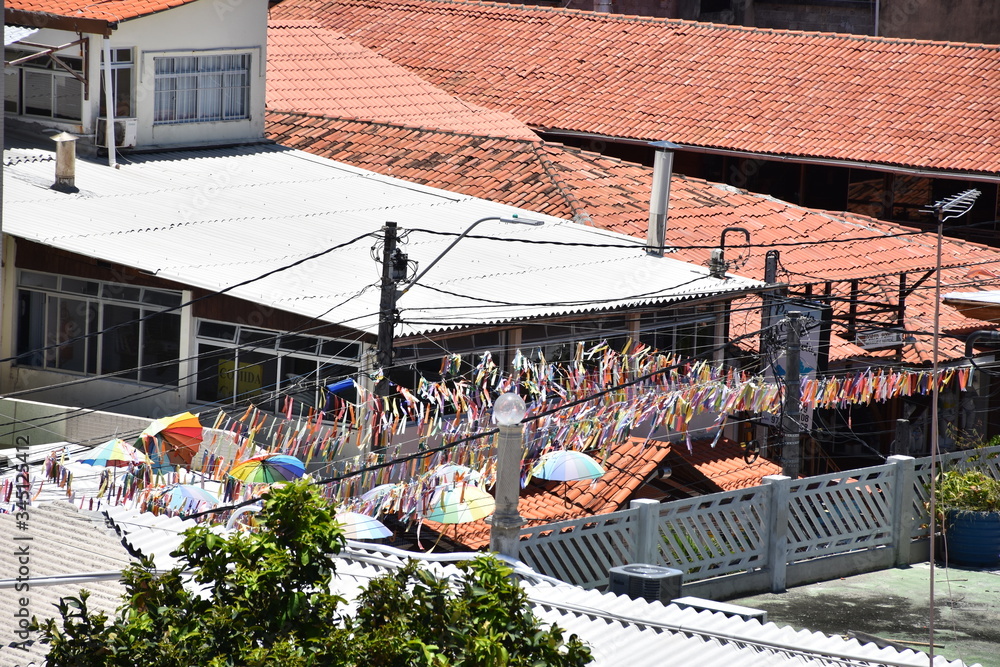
782,311 -> 802,479
375,222 -> 402,398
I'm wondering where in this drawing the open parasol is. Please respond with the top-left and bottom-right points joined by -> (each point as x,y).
78,438 -> 150,467
156,484 -> 220,511
229,454 -> 305,484
530,450 -> 605,482
335,511 -> 392,540
421,484 -> 495,524
136,411 -> 204,468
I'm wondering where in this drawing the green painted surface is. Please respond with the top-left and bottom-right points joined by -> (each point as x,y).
731,563 -> 1000,667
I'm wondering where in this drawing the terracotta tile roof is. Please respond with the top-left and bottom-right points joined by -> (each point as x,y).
267,20 -> 537,140
266,111 -> 648,222
422,437 -> 777,550
272,0 -> 1000,176
8,0 -> 201,24
265,111 -> 1000,365
422,437 -> 669,550
664,436 -> 783,493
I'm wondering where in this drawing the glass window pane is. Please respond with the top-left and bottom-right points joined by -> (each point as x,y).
5,69 -> 19,113
19,271 -> 57,289
61,277 -> 99,296
140,311 -> 180,385
234,350 -> 276,405
141,289 -> 181,307
197,344 -> 235,403
239,329 -> 273,347
279,334 -> 318,353
198,321 -> 237,341
52,75 -> 82,120
53,297 -> 94,372
321,340 -> 360,359
23,70 -> 52,116
101,283 -> 141,302
16,290 -> 46,367
102,304 -> 140,380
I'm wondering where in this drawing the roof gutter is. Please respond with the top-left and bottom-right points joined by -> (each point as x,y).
538,128 -> 1000,184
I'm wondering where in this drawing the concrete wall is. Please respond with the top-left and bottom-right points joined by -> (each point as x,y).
880,0 -> 1000,43
753,2 -> 875,34
0,397 -> 150,447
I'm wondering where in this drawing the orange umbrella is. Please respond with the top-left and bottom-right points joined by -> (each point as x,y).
136,412 -> 204,467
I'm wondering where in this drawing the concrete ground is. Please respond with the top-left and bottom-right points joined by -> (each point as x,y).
732,563 -> 1000,667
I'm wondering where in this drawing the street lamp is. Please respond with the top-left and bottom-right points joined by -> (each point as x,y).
374,213 -> 545,395
489,391 -> 527,559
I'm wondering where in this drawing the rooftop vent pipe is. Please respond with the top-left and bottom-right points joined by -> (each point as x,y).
51,132 -> 79,193
647,141 -> 680,257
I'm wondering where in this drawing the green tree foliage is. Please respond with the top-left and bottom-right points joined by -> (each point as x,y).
33,481 -> 592,667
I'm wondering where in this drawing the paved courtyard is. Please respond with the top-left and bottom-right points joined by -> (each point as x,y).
732,563 -> 1000,667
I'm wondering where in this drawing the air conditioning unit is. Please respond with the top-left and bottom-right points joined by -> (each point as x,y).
608,564 -> 683,604
96,117 -> 138,148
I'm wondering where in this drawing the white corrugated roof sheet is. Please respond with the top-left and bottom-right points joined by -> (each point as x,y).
0,503 -> 133,667
3,144 -> 762,336
81,509 -> 978,666
943,290 -> 1000,305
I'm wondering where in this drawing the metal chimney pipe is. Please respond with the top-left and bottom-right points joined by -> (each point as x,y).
51,132 -> 79,193
647,141 -> 679,257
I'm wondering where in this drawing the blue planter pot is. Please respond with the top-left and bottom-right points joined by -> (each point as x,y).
945,510 -> 1000,568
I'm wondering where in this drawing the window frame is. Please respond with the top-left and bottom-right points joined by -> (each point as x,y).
15,270 -> 184,385
194,319 -> 361,410
152,52 -> 251,125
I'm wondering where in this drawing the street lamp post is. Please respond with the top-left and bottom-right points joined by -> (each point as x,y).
489,392 -> 527,559
375,215 -> 544,382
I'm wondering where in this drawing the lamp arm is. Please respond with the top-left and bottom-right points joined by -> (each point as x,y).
398,215 -> 542,297
399,216 -> 495,296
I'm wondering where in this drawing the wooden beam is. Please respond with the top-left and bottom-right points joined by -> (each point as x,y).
5,10 -> 113,36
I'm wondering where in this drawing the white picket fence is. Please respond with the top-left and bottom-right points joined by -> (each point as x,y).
515,446 -> 1000,598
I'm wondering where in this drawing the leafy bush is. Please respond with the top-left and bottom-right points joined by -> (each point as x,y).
33,481 -> 592,667
936,468 -> 1000,513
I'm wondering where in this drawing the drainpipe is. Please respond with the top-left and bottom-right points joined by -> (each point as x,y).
102,38 -> 117,168
965,330 -> 1000,359
647,141 -> 679,257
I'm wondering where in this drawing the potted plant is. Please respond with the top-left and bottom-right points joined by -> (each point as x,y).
935,467 -> 1000,567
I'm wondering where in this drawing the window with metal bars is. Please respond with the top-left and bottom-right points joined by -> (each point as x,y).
153,53 -> 250,124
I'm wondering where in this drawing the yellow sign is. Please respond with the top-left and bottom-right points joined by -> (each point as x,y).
219,359 -> 263,400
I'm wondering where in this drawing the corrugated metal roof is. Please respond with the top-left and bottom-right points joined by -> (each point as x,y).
332,545 -> 974,667
4,26 -> 39,45
0,503 -> 133,667
103,504 -> 201,570
3,143 -> 762,337
79,506 -> 977,666
943,290 -> 1000,305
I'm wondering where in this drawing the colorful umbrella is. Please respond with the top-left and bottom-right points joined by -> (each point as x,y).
336,511 -> 392,540
229,454 -> 305,484
136,412 -> 204,467
156,484 -> 220,511
78,438 -> 150,467
431,463 -> 483,487
421,484 -> 495,524
531,450 -> 606,482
